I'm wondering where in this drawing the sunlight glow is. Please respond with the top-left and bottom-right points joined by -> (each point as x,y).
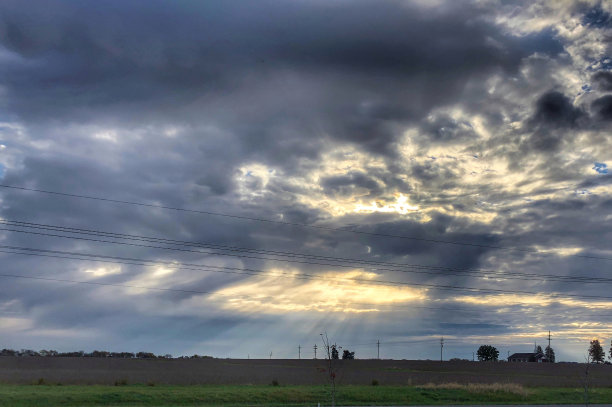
209,269 -> 429,314
82,265 -> 122,277
454,293 -> 612,309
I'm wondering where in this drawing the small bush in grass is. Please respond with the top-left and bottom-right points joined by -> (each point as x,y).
371,379 -> 379,386
271,379 -> 279,386
114,379 -> 128,386
147,381 -> 156,386
36,378 -> 45,385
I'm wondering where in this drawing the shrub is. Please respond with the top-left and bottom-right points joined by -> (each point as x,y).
371,379 -> 379,386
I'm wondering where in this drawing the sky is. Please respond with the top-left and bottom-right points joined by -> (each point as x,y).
0,0 -> 611,362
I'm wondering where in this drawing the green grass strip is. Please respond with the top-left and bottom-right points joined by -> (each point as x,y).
0,384 -> 611,406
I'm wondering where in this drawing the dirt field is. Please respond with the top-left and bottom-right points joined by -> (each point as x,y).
0,357 -> 610,387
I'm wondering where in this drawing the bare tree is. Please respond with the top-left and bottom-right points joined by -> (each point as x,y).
581,354 -> 591,407
320,332 -> 337,407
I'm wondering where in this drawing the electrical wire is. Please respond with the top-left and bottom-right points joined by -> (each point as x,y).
2,184 -> 610,262
2,245 -> 612,301
0,221 -> 609,285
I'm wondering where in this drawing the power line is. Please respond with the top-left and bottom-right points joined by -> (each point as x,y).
0,219 -> 409,267
5,242 -> 610,319
3,244 -> 612,302
0,246 -> 434,291
2,184 -> 610,262
1,218 -> 606,279
1,221 -> 610,286
1,257 -> 610,322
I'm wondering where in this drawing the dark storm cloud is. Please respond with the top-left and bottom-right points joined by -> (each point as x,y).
419,115 -> 478,143
439,323 -> 507,331
0,0 -> 559,160
591,94 -> 612,121
592,71 -> 612,91
531,91 -> 585,128
320,172 -> 383,198
520,91 -> 586,153
494,194 -> 612,255
409,161 -> 459,185
347,213 -> 499,271
577,173 -> 612,189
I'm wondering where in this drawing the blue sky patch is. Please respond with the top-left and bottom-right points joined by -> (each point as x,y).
582,6 -> 612,28
593,162 -> 608,174
588,56 -> 612,71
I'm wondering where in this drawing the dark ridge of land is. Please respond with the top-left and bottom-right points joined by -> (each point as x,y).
0,357 -> 610,387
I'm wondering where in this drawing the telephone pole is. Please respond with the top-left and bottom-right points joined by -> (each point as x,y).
548,331 -> 551,349
440,337 -> 444,362
314,344 -> 317,359
377,340 -> 380,359
298,345 -> 301,359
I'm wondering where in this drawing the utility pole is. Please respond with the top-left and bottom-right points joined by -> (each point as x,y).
440,337 -> 444,362
298,345 -> 301,360
472,352 -> 475,361
548,331 -> 552,349
314,344 -> 317,359
377,340 -> 380,360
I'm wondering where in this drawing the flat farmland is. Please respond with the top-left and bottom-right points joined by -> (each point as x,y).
1,357 -> 610,387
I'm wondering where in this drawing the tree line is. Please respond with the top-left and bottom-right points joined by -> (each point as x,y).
0,349 -> 214,359
475,339 -> 612,363
476,344 -> 556,362
330,345 -> 355,360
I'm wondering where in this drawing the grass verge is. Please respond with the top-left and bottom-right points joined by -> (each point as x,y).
0,383 -> 611,406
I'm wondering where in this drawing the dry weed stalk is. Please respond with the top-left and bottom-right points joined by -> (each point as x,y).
421,382 -> 531,396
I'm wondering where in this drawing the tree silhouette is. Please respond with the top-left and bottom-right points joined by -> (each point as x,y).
476,345 -> 499,361
331,345 -> 339,359
545,345 -> 555,363
342,349 -> 355,359
588,339 -> 605,363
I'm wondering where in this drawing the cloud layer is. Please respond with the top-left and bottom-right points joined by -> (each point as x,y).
0,0 -> 611,360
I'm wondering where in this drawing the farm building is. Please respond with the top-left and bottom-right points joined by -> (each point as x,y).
508,352 -> 548,362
